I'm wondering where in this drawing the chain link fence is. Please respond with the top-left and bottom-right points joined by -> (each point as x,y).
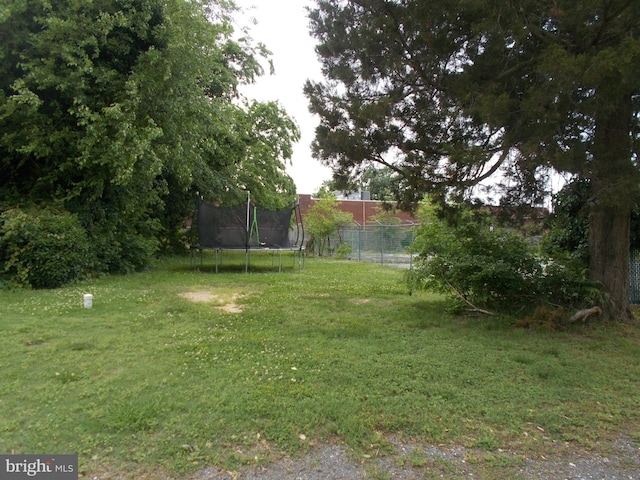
337,223 -> 419,269
630,250 -> 640,304
329,228 -> 640,302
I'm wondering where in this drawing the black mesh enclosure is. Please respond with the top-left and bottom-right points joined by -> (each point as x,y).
197,199 -> 295,250
197,201 -> 248,249
249,207 -> 293,249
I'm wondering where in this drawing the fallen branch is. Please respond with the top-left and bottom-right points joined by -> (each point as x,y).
568,306 -> 602,323
441,276 -> 496,316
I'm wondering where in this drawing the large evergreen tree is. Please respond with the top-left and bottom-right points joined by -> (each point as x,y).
1,0 -> 298,272
305,0 -> 640,321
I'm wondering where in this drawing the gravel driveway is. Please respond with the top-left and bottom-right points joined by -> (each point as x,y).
185,436 -> 640,480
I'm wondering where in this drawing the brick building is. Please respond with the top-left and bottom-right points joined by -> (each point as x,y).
297,194 -> 417,226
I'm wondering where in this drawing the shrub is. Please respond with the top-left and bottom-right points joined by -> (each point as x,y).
336,242 -> 352,259
0,206 -> 93,288
408,201 -> 598,315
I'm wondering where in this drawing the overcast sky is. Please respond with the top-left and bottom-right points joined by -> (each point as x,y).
233,0 -> 332,195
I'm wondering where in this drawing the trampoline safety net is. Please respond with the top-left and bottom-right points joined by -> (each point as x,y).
195,198 -> 301,250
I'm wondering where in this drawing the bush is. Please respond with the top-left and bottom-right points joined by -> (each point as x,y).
336,242 -> 352,259
408,202 -> 598,315
0,206 -> 93,288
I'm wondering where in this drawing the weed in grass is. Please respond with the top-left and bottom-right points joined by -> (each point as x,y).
471,432 -> 501,451
365,465 -> 393,479
533,360 -> 559,380
403,448 -> 430,467
465,451 -> 526,469
104,396 -> 164,434
396,448 -> 466,480
53,369 -> 82,384
68,341 -> 94,351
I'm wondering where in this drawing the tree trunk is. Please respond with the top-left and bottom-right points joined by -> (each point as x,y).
588,95 -> 636,323
588,204 -> 633,322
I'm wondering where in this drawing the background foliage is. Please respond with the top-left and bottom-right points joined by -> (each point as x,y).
0,0 -> 299,284
543,178 -> 640,263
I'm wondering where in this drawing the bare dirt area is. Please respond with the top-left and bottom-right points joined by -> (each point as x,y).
177,436 -> 640,480
178,290 -> 248,313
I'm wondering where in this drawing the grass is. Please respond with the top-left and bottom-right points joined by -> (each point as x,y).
1,252 -> 639,478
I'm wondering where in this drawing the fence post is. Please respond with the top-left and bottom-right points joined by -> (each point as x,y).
377,221 -> 384,266
409,224 -> 415,270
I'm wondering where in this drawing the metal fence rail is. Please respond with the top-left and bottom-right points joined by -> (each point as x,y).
338,223 -> 418,268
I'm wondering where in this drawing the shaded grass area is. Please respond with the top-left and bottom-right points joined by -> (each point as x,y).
1,253 -> 639,478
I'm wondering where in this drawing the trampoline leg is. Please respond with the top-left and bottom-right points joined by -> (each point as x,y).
190,247 -> 203,271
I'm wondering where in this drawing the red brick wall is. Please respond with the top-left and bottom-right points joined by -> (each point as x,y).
297,194 -> 417,225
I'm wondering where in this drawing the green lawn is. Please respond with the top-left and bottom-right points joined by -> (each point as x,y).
1,253 -> 639,478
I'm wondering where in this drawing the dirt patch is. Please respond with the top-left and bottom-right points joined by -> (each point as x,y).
353,298 -> 371,304
179,291 -> 216,303
179,290 -> 248,313
218,296 -> 244,314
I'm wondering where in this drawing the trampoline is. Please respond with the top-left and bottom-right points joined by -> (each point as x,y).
190,195 -> 305,272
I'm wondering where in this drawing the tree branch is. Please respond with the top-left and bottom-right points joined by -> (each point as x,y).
458,148 -> 510,187
440,271 -> 496,316
568,306 -> 602,323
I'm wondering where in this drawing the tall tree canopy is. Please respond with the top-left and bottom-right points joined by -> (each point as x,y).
0,0 -> 299,272
305,0 -> 640,321
319,165 -> 402,201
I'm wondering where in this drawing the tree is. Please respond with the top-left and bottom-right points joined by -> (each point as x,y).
210,100 -> 299,210
543,179 -> 592,264
313,181 -> 336,198
305,196 -> 353,256
360,165 -> 402,201
321,165 -> 402,202
1,0 -> 299,272
305,0 -> 640,322
543,178 -> 640,262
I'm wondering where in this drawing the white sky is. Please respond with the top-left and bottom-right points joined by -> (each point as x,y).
233,0 -> 332,194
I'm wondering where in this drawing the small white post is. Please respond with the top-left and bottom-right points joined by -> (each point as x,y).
83,294 -> 93,309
